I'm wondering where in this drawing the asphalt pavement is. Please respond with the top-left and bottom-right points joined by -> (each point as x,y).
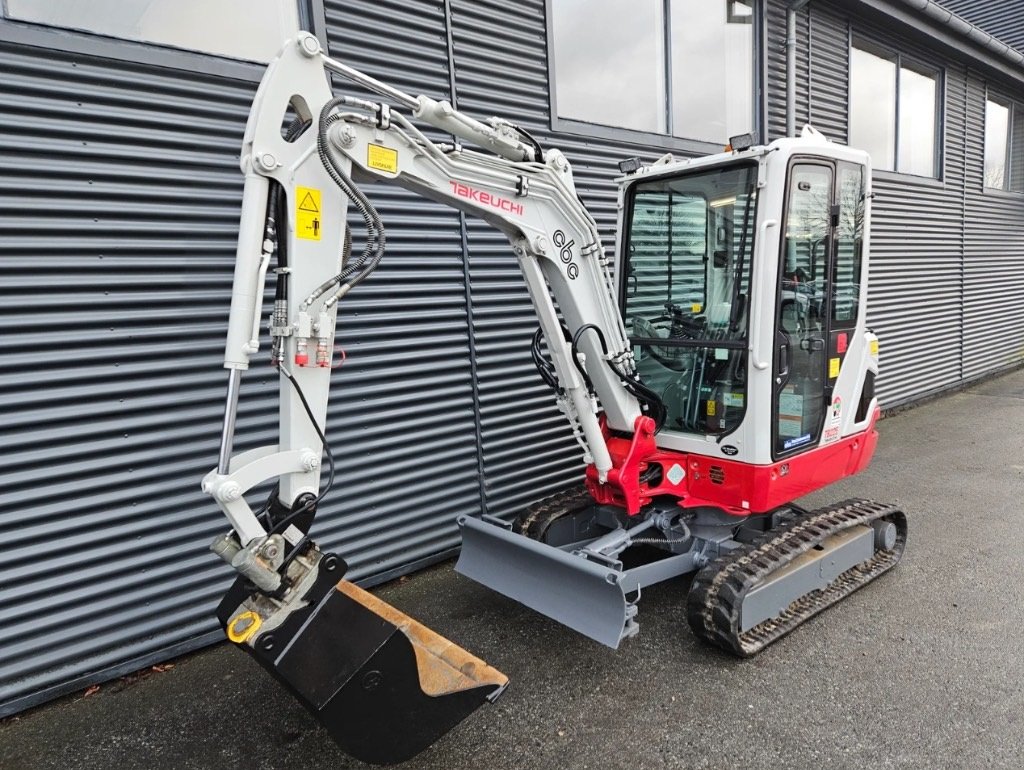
2,368 -> 1023,770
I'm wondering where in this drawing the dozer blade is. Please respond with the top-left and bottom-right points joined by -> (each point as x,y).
456,515 -> 636,649
219,570 -> 507,765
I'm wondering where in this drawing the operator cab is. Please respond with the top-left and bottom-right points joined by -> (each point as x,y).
617,132 -> 873,466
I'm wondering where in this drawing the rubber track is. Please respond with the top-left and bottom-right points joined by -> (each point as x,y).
686,498 -> 908,658
513,484 -> 592,541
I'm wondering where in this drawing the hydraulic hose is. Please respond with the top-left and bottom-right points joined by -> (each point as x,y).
302,96 -> 388,310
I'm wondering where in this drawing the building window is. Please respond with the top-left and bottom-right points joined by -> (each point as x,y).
984,96 -> 1024,192
849,43 -> 939,177
549,0 -> 755,144
3,0 -> 300,63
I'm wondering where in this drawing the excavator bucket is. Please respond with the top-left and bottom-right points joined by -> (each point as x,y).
218,574 -> 507,765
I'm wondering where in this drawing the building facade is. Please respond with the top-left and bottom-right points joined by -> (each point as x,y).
1,0 -> 1022,715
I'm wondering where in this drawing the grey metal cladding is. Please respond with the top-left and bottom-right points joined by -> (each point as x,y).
0,39 -> 257,715
766,0 -> 1024,407
962,73 -> 1024,379
316,0 -> 483,569
448,0 -> 581,519
937,0 -> 1024,55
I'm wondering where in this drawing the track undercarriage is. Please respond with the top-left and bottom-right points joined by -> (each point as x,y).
457,487 -> 906,655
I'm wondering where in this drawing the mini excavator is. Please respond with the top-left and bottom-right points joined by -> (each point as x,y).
202,34 -> 907,765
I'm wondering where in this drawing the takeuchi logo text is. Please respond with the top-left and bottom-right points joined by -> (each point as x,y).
449,182 -> 524,216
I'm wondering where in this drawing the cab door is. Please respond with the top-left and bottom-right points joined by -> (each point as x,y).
772,162 -> 834,456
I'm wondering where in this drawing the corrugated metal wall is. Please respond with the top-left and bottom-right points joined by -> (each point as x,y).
4,0 -> 1024,718
962,74 -> 1024,378
0,3 -> 488,717
0,38 -> 257,715
765,0 -> 1024,406
317,0 -> 483,577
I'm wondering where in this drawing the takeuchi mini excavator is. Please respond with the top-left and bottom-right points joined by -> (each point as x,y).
202,34 -> 908,765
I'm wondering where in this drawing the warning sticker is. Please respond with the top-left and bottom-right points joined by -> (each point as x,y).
691,303 -> 703,313
367,144 -> 399,173
706,399 -> 717,417
723,392 -> 745,408
830,395 -> 842,425
296,186 -> 321,241
870,339 -> 879,357
829,357 -> 841,379
824,396 -> 842,444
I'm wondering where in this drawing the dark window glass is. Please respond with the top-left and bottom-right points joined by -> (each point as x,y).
833,165 -> 865,327
898,67 -> 937,176
623,163 -> 758,434
985,97 -> 1024,193
551,0 -> 754,142
985,99 -> 1009,189
776,164 -> 833,454
551,0 -> 666,133
670,0 -> 754,142
850,48 -> 896,171
850,45 -> 938,177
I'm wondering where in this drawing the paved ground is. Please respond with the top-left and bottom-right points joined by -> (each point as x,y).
3,368 -> 1023,770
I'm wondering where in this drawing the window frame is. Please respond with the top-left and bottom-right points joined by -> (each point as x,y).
983,89 -> 1024,195
544,0 -> 764,153
848,37 -> 944,181
0,0 -> 321,81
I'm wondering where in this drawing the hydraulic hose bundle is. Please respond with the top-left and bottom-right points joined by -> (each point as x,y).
531,322 -> 668,434
301,96 -> 388,310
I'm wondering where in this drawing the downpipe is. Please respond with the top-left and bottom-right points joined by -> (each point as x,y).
786,0 -> 812,138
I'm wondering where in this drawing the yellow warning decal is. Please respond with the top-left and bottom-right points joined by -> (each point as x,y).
691,303 -> 703,313
829,357 -> 841,378
706,399 -> 717,416
367,143 -> 399,173
870,339 -> 879,356
296,186 -> 322,241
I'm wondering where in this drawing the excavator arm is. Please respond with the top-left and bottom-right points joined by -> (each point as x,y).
202,33 -> 651,765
